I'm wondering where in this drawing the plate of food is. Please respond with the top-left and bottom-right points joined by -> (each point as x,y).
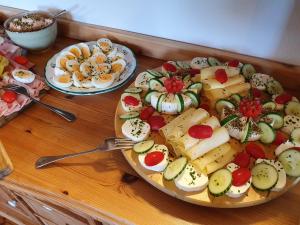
114,57 -> 300,207
45,38 -> 136,95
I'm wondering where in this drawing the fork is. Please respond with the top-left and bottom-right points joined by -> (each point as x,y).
35,137 -> 135,169
5,84 -> 76,122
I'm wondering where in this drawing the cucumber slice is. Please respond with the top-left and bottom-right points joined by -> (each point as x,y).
163,157 -> 188,181
133,140 -> 155,154
266,80 -> 284,95
207,57 -> 222,66
261,113 -> 284,129
291,128 -> 300,145
156,94 -> 166,112
149,78 -> 164,90
183,74 -> 191,83
175,93 -> 184,113
175,61 -> 190,69
184,91 -> 200,107
251,163 -> 278,191
258,121 -> 275,144
124,87 -> 143,94
215,99 -> 235,114
230,93 -> 242,105
285,101 -> 300,117
188,82 -> 203,92
119,112 -> 140,120
262,101 -> 276,111
241,64 -> 256,80
278,149 -> 300,177
146,70 -> 163,77
208,169 -> 232,197
144,90 -> 158,103
241,120 -> 252,143
220,114 -> 239,126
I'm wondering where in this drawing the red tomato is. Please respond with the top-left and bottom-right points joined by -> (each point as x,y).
232,167 -> 251,186
2,91 -> 17,103
233,152 -> 250,168
13,55 -> 29,65
239,98 -> 262,118
140,106 -> 155,120
124,96 -> 139,106
251,88 -> 262,98
245,142 -> 265,159
292,147 -> 300,151
164,77 -> 184,93
162,62 -> 177,73
273,131 -> 288,146
215,69 -> 228,84
188,68 -> 200,76
275,93 -> 293,104
228,60 -> 239,67
188,125 -> 213,139
199,103 -> 209,111
148,115 -> 165,131
144,151 -> 164,166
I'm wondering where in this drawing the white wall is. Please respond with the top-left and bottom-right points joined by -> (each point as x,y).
1,0 -> 299,65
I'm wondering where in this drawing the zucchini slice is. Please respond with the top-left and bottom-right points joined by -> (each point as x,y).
251,163 -> 278,191
144,90 -> 158,103
215,99 -> 235,114
184,91 -> 200,107
291,128 -> 300,145
285,101 -> 300,117
220,114 -> 239,126
278,149 -> 300,177
258,121 -> 275,144
133,140 -> 155,154
207,57 -> 222,66
208,169 -> 232,197
163,157 -> 188,181
119,112 -> 140,120
261,113 -> 284,129
241,64 -> 256,80
124,87 -> 143,94
262,101 -> 276,111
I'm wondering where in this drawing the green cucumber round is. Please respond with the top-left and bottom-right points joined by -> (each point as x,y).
261,113 -> 284,129
215,99 -> 235,114
258,121 -> 275,144
241,64 -> 256,80
156,94 -> 166,112
208,169 -> 232,197
207,57 -> 222,66
133,140 -> 155,154
144,90 -> 158,103
230,93 -> 242,105
241,120 -> 252,143
149,78 -> 163,90
220,114 -> 238,126
163,157 -> 188,181
119,112 -> 140,120
175,94 -> 184,113
184,91 -> 200,107
188,82 -> 203,92
251,163 -> 278,191
262,101 -> 276,111
124,87 -> 143,94
278,149 -> 300,177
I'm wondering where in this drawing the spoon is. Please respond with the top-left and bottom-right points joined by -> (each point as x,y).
53,10 -> 67,18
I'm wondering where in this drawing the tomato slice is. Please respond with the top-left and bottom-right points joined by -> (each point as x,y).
144,151 -> 164,166
245,142 -> 265,159
273,131 -> 288,146
239,98 -> 262,118
292,147 -> 300,151
2,91 -> 17,103
199,103 -> 209,111
251,88 -> 262,98
13,55 -> 29,65
275,93 -> 293,104
228,59 -> 239,67
148,115 -> 165,131
188,125 -> 213,139
140,106 -> 155,120
123,96 -> 139,106
188,68 -> 200,76
215,69 -> 228,84
162,62 -> 177,73
164,77 -> 184,93
233,152 -> 250,168
232,167 -> 251,186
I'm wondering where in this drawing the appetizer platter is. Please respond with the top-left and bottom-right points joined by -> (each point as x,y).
45,38 -> 136,95
115,57 -> 300,207
0,37 -> 47,127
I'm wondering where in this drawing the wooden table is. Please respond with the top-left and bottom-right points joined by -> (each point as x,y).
0,36 -> 300,225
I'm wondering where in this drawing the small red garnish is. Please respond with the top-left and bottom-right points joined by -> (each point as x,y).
199,103 -> 210,111
162,62 -> 177,73
233,152 -> 250,168
140,106 -> 155,120
164,77 -> 184,93
245,143 -> 265,159
228,60 -> 239,67
293,147 -> 300,151
13,55 -> 29,65
273,131 -> 288,146
148,115 -> 165,131
251,88 -> 262,98
188,68 -> 200,76
215,69 -> 228,84
144,151 -> 164,166
239,98 -> 262,118
123,96 -> 139,106
2,91 -> 17,103
232,167 -> 251,186
275,93 -> 293,105
188,125 -> 213,139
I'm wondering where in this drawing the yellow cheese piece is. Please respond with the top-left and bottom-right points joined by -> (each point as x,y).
202,75 -> 245,91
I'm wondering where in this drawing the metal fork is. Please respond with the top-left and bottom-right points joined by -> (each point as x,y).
5,84 -> 76,122
35,137 -> 135,169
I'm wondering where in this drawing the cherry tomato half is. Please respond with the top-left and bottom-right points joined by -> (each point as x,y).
2,91 -> 17,103
245,142 -> 265,159
123,96 -> 139,106
162,62 -> 177,73
228,59 -> 239,67
232,167 -> 251,186
148,115 -> 165,131
273,131 -> 288,146
233,151 -> 250,168
140,106 -> 155,120
215,69 -> 228,84
188,125 -> 213,139
275,93 -> 293,105
14,55 -> 29,65
144,151 -> 164,166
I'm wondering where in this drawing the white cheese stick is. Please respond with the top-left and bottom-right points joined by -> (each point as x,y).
203,75 -> 245,90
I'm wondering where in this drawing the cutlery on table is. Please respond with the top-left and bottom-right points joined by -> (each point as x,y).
5,84 -> 76,122
35,137 -> 135,169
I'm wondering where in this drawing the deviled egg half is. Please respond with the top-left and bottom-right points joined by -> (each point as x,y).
12,69 -> 35,84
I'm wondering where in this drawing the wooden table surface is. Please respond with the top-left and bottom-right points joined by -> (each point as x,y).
0,36 -> 300,225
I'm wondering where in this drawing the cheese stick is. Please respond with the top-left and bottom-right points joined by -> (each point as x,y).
185,127 -> 230,160
195,66 -> 240,81
203,75 -> 245,90
205,148 -> 236,174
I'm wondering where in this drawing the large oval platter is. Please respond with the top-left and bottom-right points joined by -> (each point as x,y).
115,59 -> 300,207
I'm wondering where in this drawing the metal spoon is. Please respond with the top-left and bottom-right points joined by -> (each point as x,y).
53,9 -> 67,18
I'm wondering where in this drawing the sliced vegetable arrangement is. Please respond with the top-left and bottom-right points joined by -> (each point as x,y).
117,56 -> 300,204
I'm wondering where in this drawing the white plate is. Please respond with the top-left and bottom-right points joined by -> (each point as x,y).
45,41 -> 136,95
